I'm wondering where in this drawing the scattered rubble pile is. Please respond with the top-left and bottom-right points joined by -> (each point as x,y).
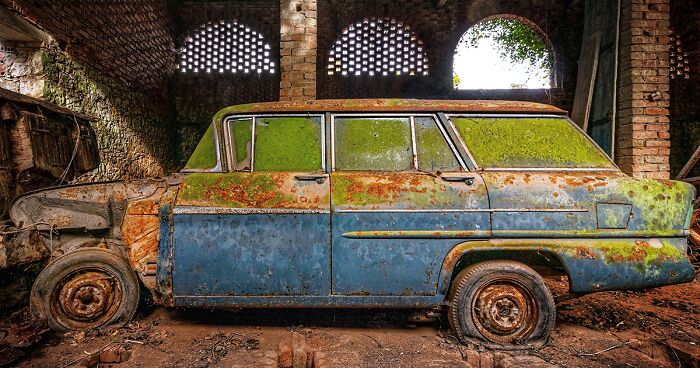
0,308 -> 48,367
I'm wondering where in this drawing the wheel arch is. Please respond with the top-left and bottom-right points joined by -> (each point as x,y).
438,240 -> 571,297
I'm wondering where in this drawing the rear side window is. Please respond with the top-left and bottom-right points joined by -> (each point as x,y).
254,116 -> 323,172
183,124 -> 219,171
334,117 -> 413,171
451,117 -> 615,169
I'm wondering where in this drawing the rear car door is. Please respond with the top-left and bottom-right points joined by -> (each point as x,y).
446,114 -> 619,236
172,115 -> 331,300
330,114 -> 491,297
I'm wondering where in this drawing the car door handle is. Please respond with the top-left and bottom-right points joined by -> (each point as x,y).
440,174 -> 476,186
294,174 -> 327,184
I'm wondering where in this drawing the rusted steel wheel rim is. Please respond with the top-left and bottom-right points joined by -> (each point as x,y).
50,269 -> 122,329
471,279 -> 537,343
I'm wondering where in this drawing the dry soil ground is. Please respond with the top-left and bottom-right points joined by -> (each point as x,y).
5,276 -> 700,368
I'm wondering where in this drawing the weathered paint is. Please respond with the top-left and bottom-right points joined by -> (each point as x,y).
10,180 -> 161,235
171,212 -> 331,297
438,238 -> 694,294
331,172 -> 488,210
330,172 -> 490,296
212,99 -> 565,123
183,124 -> 217,170
176,172 -> 330,209
451,117 -> 615,169
481,171 -> 695,236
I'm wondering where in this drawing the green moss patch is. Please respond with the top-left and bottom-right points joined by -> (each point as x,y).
254,117 -> 322,172
452,117 -> 614,169
335,118 -> 413,171
184,124 -> 218,170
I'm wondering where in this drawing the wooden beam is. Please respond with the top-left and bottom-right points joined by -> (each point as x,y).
677,145 -> 700,180
571,32 -> 601,132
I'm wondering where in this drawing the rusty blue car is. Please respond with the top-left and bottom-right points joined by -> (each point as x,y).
13,99 -> 695,347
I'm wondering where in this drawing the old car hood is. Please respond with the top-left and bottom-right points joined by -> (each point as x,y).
9,177 -> 180,233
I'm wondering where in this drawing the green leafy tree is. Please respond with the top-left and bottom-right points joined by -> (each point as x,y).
457,18 -> 552,73
452,73 -> 461,89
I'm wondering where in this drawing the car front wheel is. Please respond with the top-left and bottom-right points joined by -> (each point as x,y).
448,260 -> 555,348
30,248 -> 140,332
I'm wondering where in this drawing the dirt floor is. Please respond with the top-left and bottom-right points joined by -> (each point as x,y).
3,276 -> 700,368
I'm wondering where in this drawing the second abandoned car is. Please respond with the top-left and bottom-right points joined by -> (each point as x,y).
12,99 -> 695,347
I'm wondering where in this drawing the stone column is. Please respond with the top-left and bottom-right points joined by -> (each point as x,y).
616,0 -> 671,179
280,0 -> 317,101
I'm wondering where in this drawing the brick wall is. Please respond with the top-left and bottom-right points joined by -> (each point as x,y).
173,1 -> 280,164
280,0 -> 317,101
316,0 -> 584,111
0,1 -> 179,180
616,0 -> 671,179
5,0 -> 176,92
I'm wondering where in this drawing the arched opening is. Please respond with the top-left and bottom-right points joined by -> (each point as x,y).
179,21 -> 275,74
327,18 -> 429,77
453,15 -> 554,90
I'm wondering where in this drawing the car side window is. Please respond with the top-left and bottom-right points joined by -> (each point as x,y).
228,118 -> 253,171
414,116 -> 461,172
334,116 -> 413,171
254,116 -> 323,172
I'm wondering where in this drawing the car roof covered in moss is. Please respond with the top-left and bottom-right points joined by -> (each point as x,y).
214,99 -> 566,121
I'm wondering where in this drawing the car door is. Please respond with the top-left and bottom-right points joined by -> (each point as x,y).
330,114 -> 491,297
171,115 -> 331,299
446,115 -> 621,236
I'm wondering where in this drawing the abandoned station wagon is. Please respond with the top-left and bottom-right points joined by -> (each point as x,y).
12,99 -> 695,347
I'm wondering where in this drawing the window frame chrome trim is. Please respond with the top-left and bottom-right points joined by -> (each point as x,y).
222,115 -> 255,172
330,113 -> 463,172
223,113 -> 326,173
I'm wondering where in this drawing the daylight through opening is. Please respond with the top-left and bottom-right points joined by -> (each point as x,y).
179,21 -> 275,74
328,18 -> 429,77
453,16 -> 553,90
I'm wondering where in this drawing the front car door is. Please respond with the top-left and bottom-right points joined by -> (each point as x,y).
171,115 -> 331,304
329,114 -> 491,300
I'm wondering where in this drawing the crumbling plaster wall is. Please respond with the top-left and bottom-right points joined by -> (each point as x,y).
0,0 -> 178,180
0,45 -> 177,180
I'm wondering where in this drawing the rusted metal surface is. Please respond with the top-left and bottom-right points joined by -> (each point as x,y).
438,238 -> 694,294
175,172 -> 330,209
213,99 -> 565,121
52,270 -> 122,327
122,184 -> 180,295
0,229 -> 46,269
473,282 -> 537,343
10,179 -> 163,234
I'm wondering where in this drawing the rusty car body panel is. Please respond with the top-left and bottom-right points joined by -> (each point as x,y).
8,99 -> 696,312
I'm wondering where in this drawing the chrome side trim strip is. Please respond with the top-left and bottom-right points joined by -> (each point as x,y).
174,207 -> 330,215
334,208 -> 590,213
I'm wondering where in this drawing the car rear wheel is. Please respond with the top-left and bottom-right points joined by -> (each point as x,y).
30,248 -> 140,332
448,260 -> 555,348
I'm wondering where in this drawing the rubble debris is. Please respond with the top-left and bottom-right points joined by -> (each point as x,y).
0,308 -> 49,368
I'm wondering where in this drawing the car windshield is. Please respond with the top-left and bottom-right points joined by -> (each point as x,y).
451,116 -> 616,169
